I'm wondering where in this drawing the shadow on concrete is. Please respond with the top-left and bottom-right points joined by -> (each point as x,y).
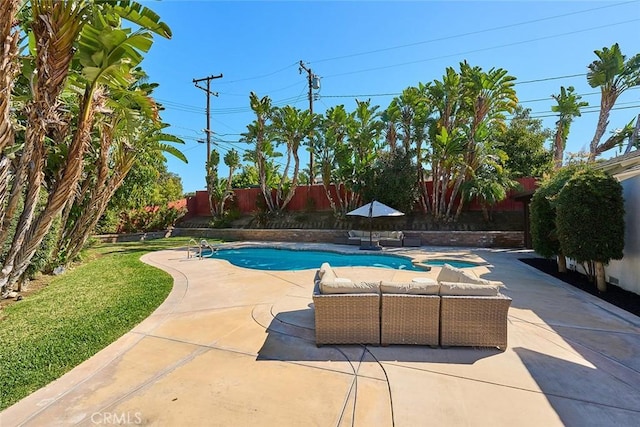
257,308 -> 501,364
513,347 -> 640,426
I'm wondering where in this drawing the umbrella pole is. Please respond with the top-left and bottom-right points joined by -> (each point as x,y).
369,202 -> 373,247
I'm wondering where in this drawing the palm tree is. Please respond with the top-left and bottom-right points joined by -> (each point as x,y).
208,148 -> 240,219
0,0 -> 21,229
315,105 -> 352,214
551,86 -> 587,169
59,90 -> 185,264
270,105 -> 315,211
587,43 -> 640,160
426,68 -> 463,219
347,99 -> 384,204
241,92 -> 276,212
384,84 -> 433,212
1,0 -> 171,291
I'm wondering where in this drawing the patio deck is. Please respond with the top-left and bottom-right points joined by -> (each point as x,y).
3,243 -> 640,426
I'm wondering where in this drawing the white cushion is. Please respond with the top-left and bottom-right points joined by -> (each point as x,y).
439,282 -> 499,296
381,281 -> 439,295
436,263 -> 466,283
459,270 -> 503,287
411,277 -> 438,285
321,280 -> 380,294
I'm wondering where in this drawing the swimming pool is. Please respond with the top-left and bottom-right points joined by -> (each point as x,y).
421,259 -> 479,268
205,247 -> 425,271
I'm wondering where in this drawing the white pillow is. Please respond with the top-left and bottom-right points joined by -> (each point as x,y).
380,281 -> 440,295
439,282 -> 499,296
437,263 -> 465,283
321,280 -> 380,294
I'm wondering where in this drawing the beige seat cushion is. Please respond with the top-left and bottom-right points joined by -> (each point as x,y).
439,282 -> 499,296
321,279 -> 380,294
381,281 -> 440,295
437,263 -> 503,287
319,263 -> 337,282
436,263 -> 467,282
460,271 -> 503,287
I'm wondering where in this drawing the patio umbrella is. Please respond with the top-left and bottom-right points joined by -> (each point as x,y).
346,200 -> 405,249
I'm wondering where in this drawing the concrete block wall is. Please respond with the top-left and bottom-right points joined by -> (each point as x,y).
173,228 -> 524,248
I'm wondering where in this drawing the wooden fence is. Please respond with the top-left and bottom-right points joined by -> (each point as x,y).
184,177 -> 537,218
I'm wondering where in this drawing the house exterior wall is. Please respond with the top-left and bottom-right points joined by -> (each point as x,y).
606,174 -> 640,294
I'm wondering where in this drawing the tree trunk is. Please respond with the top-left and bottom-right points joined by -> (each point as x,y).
0,141 -> 33,243
0,119 -> 46,291
557,253 -> 567,273
2,88 -> 97,289
595,261 -> 607,292
0,157 -> 11,228
446,175 -> 463,219
553,126 -> 564,170
0,0 -> 20,155
589,95 -> 616,161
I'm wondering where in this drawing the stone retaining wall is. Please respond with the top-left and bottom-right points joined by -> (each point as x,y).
94,230 -> 173,243
172,228 -> 524,248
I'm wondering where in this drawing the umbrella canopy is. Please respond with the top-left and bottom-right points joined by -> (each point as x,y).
346,200 -> 405,218
346,201 -> 404,249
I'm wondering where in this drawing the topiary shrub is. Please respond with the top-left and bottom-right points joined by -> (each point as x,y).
556,167 -> 624,292
530,165 -> 583,272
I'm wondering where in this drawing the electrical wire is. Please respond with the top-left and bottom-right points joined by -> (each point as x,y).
321,19 -> 639,80
310,1 -> 638,64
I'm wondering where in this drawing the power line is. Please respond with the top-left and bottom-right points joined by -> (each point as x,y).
516,74 -> 585,85
310,1 -> 638,64
321,19 -> 639,80
215,62 -> 299,85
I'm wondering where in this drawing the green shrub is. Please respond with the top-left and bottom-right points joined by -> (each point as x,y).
530,165 -> 583,259
95,209 -> 120,234
556,168 -> 624,264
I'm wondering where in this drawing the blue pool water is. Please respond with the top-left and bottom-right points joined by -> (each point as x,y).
421,259 -> 479,268
206,247 -> 424,271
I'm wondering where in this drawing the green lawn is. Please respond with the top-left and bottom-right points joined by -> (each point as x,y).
0,237 -> 193,411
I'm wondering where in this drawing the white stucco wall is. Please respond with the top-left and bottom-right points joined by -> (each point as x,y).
606,174 -> 640,294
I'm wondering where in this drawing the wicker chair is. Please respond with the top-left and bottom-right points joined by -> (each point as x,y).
312,282 -> 380,346
381,294 -> 440,346
439,294 -> 512,350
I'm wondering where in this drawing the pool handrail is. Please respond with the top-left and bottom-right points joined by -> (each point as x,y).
187,239 -> 219,260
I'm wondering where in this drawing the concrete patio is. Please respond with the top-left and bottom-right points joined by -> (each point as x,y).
3,243 -> 640,426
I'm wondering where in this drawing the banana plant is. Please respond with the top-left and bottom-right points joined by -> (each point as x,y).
587,43 -> 640,159
0,0 -> 171,291
551,86 -> 587,169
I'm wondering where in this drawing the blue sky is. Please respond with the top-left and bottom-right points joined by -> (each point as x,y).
139,0 -> 640,193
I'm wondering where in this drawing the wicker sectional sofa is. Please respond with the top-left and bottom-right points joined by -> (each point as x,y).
347,230 -> 404,247
312,263 -> 511,350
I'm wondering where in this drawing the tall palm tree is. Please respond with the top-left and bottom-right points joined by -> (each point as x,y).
241,92 -> 276,212
551,86 -> 587,169
271,105 -> 315,210
59,90 -> 185,264
451,62 -> 517,219
1,0 -> 171,291
384,84 -> 433,212
315,105 -> 353,214
427,68 -> 463,219
0,0 -> 24,236
347,99 -> 383,205
587,43 -> 640,160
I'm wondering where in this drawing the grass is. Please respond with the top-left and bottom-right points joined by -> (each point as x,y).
0,237 -> 193,411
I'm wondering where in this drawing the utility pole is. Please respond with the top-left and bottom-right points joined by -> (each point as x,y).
299,61 -> 320,184
193,73 -> 223,164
